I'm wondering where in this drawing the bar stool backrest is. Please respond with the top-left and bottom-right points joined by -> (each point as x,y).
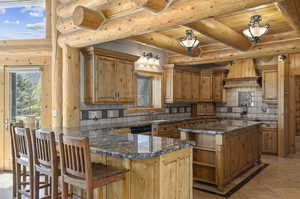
31,129 -> 58,169
59,134 -> 92,180
14,127 -> 32,161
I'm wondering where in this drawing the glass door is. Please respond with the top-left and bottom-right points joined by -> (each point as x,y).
0,67 -> 41,171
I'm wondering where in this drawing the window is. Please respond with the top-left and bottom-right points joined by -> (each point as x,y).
0,0 -> 46,40
137,76 -> 152,107
127,71 -> 163,113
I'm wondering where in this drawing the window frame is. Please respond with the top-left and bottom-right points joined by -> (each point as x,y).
126,70 -> 164,113
135,74 -> 153,108
0,0 -> 51,43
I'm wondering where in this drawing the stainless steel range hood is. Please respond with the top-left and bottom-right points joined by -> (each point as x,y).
224,59 -> 260,88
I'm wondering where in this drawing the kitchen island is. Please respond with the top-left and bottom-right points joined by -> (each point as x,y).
179,120 -> 261,191
54,126 -> 194,199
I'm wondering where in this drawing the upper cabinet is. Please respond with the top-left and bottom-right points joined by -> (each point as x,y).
164,65 -> 227,104
213,70 -> 227,103
262,69 -> 278,103
82,47 -> 138,104
199,71 -> 213,102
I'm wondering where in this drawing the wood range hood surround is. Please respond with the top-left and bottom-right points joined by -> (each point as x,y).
224,59 -> 261,88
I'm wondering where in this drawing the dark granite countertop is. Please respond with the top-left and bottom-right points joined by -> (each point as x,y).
179,120 -> 261,135
51,126 -> 194,159
98,116 -> 218,130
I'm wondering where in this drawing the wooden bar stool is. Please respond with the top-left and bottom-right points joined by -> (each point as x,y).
12,127 -> 50,199
58,134 -> 129,199
31,129 -> 60,199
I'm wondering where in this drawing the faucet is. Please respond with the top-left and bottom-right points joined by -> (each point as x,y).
240,104 -> 248,120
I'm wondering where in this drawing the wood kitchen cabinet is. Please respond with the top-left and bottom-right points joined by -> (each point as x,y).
213,70 -> 227,103
262,70 -> 278,103
199,71 -> 213,102
82,47 -> 138,104
193,103 -> 215,116
261,123 -> 278,154
191,72 -> 200,102
164,64 -> 194,103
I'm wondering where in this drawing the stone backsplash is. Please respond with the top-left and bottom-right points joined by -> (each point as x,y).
216,87 -> 278,121
80,103 -> 192,126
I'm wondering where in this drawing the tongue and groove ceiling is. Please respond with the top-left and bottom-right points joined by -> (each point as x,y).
56,0 -> 300,65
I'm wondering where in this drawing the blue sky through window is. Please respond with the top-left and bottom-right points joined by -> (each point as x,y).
0,5 -> 45,40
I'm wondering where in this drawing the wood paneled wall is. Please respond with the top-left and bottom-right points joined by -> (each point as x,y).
288,53 -> 300,153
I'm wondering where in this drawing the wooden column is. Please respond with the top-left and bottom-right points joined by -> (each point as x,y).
215,134 -> 225,191
52,0 -> 63,128
277,55 -> 289,157
287,53 -> 300,154
0,65 -> 5,170
62,46 -> 80,127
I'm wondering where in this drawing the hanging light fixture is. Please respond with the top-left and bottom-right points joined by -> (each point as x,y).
179,30 -> 200,52
243,15 -> 270,44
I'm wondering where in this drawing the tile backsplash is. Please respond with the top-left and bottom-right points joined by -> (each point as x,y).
80,103 -> 192,126
216,87 -> 278,121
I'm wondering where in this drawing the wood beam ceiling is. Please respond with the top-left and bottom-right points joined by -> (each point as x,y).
57,0 -> 174,34
58,0 -> 284,48
130,32 -> 201,57
169,38 -> 300,65
185,18 -> 252,51
276,0 -> 300,34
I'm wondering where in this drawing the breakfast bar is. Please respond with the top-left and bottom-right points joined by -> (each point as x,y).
54,126 -> 194,199
179,120 -> 261,191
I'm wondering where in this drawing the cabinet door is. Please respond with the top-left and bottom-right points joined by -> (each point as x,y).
164,69 -> 174,103
182,71 -> 192,101
94,56 -> 116,103
262,129 -> 278,154
174,70 -> 184,102
199,72 -> 213,102
263,70 -> 278,103
115,60 -> 135,103
191,72 -> 200,102
213,72 -> 225,103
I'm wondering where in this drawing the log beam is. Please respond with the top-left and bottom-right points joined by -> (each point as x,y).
276,0 -> 300,34
185,19 -> 252,51
133,0 -> 174,13
58,0 -> 283,48
169,38 -> 300,65
73,6 -> 106,30
0,46 -> 51,56
58,0 -> 173,34
130,32 -> 201,57
57,0 -> 109,18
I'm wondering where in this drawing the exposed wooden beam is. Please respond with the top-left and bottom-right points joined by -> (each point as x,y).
73,6 -> 106,30
133,0 -> 175,13
169,38 -> 300,65
130,32 -> 201,57
276,0 -> 300,34
185,19 -> 252,51
0,39 -> 50,47
0,56 -> 51,65
57,0 -> 173,34
58,0 -> 283,48
57,0 -> 109,18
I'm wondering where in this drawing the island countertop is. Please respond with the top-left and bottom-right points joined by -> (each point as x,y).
178,120 -> 261,135
51,126 -> 194,159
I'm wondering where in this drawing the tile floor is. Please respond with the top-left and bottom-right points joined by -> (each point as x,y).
1,138 -> 300,199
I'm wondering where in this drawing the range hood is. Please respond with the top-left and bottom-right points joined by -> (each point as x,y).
224,59 -> 260,88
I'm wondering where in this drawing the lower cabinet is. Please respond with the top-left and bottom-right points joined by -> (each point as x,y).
193,103 -> 216,116
261,123 -> 278,154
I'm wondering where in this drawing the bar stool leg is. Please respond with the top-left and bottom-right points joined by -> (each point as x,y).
51,175 -> 59,199
62,182 -> 69,199
123,173 -> 129,199
86,188 -> 93,199
34,170 -> 40,199
98,187 -> 104,199
16,164 -> 22,199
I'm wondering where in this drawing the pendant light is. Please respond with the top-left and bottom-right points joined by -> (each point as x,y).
243,15 -> 270,44
179,30 -> 200,52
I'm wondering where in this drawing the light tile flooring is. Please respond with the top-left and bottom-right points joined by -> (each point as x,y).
1,138 -> 300,199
